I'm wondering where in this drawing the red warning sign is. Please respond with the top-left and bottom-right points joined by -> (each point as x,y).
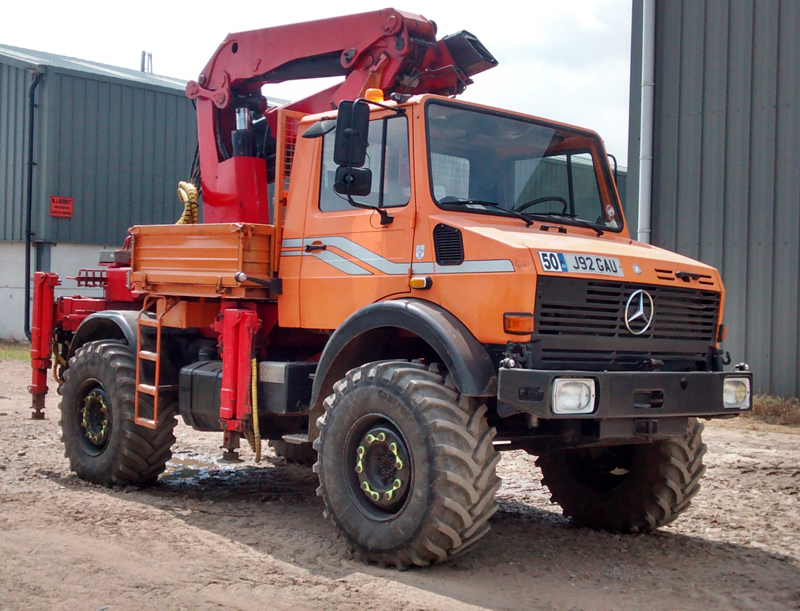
50,196 -> 73,218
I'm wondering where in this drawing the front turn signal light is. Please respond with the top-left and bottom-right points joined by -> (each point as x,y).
410,276 -> 433,289
504,312 -> 534,335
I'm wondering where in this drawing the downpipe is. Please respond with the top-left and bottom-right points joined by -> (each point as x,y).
24,70 -> 44,340
637,0 -> 655,244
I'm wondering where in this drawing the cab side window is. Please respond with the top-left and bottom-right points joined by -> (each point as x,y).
320,116 -> 411,212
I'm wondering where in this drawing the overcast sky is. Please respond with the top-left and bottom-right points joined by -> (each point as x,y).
2,0 -> 633,165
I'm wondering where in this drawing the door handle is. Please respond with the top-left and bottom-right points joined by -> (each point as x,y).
305,243 -> 327,252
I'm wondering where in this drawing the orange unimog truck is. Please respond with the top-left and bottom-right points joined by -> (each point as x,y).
29,9 -> 752,568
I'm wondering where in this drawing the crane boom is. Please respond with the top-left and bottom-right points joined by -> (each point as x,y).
185,8 -> 497,224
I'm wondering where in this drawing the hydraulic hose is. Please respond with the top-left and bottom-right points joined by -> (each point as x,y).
175,181 -> 198,224
251,357 -> 261,463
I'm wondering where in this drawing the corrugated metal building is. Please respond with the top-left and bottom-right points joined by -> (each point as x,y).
627,0 -> 800,397
0,45 -> 198,340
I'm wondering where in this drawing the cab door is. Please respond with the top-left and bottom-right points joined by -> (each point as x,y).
297,113 -> 415,330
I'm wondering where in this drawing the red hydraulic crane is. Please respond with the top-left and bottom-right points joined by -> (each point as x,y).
185,8 -> 496,224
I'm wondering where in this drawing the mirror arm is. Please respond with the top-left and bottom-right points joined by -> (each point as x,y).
354,97 -> 406,116
342,188 -> 394,226
376,207 -> 394,225
607,153 -> 618,184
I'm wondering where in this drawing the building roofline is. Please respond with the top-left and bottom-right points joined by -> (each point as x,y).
0,44 -> 188,93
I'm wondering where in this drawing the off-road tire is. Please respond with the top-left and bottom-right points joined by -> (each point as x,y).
59,340 -> 177,486
269,440 -> 317,466
536,418 -> 707,532
314,361 -> 501,568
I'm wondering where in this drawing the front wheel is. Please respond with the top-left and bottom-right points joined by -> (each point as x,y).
59,340 -> 177,486
536,419 -> 707,532
314,361 -> 501,568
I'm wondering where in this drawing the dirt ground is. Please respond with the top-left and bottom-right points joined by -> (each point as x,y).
0,357 -> 798,611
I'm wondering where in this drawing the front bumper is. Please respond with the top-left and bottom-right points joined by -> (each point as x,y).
498,368 -> 753,421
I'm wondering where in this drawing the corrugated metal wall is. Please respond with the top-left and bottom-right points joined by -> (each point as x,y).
0,58 -> 197,246
39,72 -> 198,244
0,63 -> 41,242
629,0 -> 800,397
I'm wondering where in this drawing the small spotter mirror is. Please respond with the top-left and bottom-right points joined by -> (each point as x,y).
334,166 -> 372,197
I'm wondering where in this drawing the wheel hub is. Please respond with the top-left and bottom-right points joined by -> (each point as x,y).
80,389 -> 110,448
354,425 -> 410,510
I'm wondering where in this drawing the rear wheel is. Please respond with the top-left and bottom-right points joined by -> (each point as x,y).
536,419 -> 707,532
314,361 -> 501,568
59,340 -> 177,486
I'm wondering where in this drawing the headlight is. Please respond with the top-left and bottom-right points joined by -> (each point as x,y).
552,379 -> 596,415
723,377 -> 750,409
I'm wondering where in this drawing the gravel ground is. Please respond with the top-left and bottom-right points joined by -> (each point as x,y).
0,358 -> 798,611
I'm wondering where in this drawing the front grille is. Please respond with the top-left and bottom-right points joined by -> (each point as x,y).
530,277 -> 721,371
535,277 -> 719,341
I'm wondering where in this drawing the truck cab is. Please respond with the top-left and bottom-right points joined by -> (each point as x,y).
279,93 -> 737,435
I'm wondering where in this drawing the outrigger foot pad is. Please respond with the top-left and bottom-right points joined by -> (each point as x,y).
221,450 -> 243,463
31,394 -> 46,420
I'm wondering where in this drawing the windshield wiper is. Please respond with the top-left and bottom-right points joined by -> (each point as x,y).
442,199 -> 533,226
519,211 -> 604,236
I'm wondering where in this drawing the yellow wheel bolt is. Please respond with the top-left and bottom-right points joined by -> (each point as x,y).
388,442 -> 404,470
355,445 -> 365,473
383,478 -> 403,501
361,481 -> 380,502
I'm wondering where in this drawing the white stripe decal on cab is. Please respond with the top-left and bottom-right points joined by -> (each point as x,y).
281,237 -> 513,276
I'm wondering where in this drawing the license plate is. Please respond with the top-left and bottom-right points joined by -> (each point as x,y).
539,251 -> 623,276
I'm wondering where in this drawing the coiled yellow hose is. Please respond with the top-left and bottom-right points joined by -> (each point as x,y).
175,181 -> 198,224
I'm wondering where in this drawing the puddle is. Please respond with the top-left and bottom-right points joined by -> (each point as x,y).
164,455 -> 221,480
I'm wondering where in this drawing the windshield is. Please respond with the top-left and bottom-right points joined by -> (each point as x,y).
426,101 -> 621,231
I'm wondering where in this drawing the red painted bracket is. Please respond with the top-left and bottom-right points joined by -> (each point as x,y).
219,308 -> 260,431
29,272 -> 59,416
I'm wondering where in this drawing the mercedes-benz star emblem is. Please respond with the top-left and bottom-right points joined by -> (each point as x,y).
624,289 -> 654,335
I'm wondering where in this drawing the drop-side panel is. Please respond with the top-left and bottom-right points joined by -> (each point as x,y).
131,223 -> 274,299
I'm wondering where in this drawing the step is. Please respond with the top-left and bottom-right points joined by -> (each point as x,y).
137,383 -> 157,395
134,416 -> 157,429
138,318 -> 160,328
138,350 -> 158,362
281,433 -> 309,445
137,384 -> 179,395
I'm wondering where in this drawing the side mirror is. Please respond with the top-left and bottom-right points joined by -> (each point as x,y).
334,166 -> 372,197
302,119 -> 337,139
334,100 -> 369,167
